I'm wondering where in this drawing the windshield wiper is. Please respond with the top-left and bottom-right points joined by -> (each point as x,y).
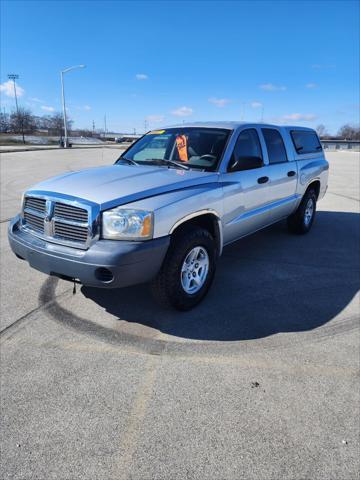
147,158 -> 190,170
117,157 -> 139,166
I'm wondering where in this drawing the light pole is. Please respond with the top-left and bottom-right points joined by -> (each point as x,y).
8,73 -> 24,143
60,64 -> 85,147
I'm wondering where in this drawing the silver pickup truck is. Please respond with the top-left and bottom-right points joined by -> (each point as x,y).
8,122 -> 329,310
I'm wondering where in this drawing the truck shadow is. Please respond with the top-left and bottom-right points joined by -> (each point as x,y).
82,211 -> 360,341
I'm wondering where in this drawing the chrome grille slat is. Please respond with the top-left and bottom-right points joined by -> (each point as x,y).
24,207 -> 46,218
23,211 -> 44,233
56,213 -> 87,220
54,212 -> 88,220
53,217 -> 88,227
54,203 -> 88,222
54,224 -> 88,235
55,233 -> 88,240
54,224 -> 88,241
24,197 -> 46,213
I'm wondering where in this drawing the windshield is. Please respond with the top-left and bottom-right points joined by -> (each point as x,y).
116,127 -> 231,171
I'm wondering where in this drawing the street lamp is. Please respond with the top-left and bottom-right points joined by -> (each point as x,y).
60,64 -> 86,147
8,73 -> 25,144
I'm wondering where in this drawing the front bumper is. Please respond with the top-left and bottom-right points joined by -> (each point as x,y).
8,215 -> 170,288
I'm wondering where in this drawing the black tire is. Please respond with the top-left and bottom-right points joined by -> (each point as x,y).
287,189 -> 317,234
151,226 -> 217,310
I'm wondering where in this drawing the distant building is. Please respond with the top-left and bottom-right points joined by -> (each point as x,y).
321,140 -> 360,151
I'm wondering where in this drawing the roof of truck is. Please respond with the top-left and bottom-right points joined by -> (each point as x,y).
165,121 -> 315,131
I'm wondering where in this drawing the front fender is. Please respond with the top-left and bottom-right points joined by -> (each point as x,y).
120,183 -> 224,239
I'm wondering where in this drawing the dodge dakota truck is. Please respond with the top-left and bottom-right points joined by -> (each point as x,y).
8,122 -> 329,310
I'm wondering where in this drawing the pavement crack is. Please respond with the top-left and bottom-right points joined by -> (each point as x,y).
0,281 -> 72,340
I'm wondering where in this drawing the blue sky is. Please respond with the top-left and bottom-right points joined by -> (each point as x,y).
1,0 -> 359,134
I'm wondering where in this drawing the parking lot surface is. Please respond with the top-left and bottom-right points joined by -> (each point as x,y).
0,148 -> 359,479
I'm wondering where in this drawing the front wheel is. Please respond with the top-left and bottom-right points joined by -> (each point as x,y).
287,189 -> 317,234
151,227 -> 217,310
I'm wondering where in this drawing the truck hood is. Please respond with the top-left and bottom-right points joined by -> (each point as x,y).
28,164 -> 219,210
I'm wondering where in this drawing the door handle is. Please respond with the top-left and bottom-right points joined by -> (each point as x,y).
257,176 -> 269,184
287,170 -> 296,177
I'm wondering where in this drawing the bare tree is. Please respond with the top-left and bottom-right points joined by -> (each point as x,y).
75,128 -> 94,137
337,124 -> 360,141
46,112 -> 73,137
0,112 -> 10,133
34,115 -> 51,131
49,112 -> 64,136
9,108 -> 37,140
316,124 -> 328,138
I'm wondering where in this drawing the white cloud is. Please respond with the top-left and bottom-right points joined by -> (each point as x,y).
0,80 -> 25,98
75,104 -> 92,111
251,101 -> 263,108
41,105 -> 55,112
29,97 -> 43,103
305,83 -> 317,89
171,106 -> 193,117
135,73 -> 148,80
259,83 -> 286,91
282,113 -> 317,122
146,114 -> 165,123
208,97 -> 230,108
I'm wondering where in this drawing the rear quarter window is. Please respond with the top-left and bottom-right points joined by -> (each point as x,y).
291,130 -> 322,154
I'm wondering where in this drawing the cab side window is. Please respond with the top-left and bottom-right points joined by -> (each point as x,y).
262,128 -> 288,164
228,129 -> 263,172
291,130 -> 322,154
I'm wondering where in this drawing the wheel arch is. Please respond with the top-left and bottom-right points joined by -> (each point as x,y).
169,210 -> 223,256
305,179 -> 321,199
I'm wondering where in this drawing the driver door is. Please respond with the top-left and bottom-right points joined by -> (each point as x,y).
220,128 -> 272,244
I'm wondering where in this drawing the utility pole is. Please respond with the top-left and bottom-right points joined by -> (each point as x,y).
144,119 -> 148,133
104,114 -> 107,140
8,73 -> 24,143
60,65 -> 86,147
60,71 -> 67,146
92,120 -> 95,136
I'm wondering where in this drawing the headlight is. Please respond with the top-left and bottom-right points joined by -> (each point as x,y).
102,208 -> 153,240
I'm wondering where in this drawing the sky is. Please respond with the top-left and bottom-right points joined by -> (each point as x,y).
1,0 -> 359,134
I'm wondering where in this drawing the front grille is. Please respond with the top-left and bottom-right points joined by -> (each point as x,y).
54,203 -> 88,223
54,221 -> 88,242
24,197 -> 46,213
23,211 -> 44,233
22,195 -> 94,248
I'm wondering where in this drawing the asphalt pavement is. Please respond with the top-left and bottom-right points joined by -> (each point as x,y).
0,148 -> 359,479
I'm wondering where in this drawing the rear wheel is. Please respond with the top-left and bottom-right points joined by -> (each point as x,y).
287,189 -> 317,234
151,227 -> 217,310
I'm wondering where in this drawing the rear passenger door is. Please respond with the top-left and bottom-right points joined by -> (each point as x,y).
260,128 -> 298,221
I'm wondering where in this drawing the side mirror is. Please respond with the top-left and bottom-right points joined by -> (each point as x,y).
228,155 -> 263,172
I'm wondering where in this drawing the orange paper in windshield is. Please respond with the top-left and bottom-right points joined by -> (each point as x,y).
176,135 -> 188,162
